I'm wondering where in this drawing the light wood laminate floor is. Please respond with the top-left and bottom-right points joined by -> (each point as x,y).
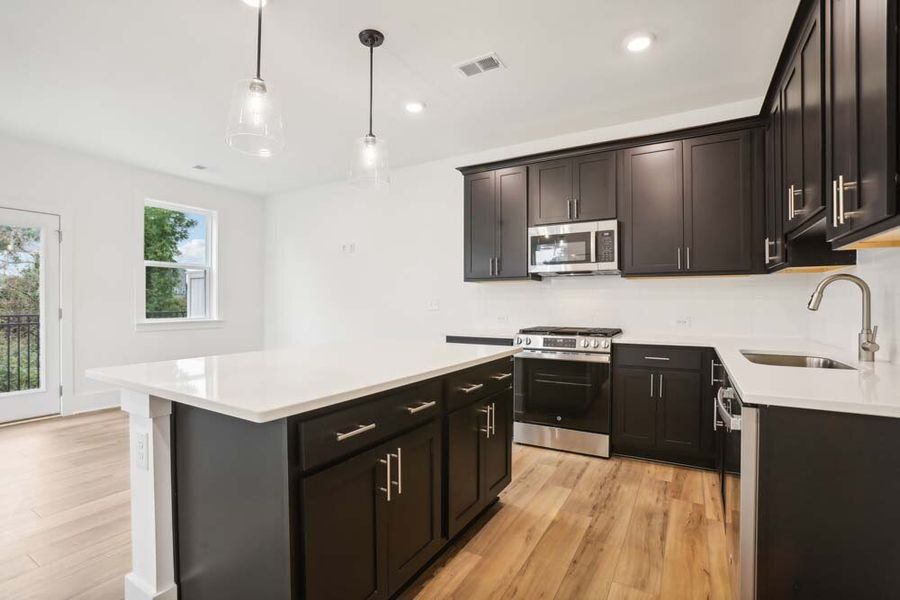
0,410 -> 735,600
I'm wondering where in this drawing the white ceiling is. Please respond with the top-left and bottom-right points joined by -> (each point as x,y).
0,0 -> 799,196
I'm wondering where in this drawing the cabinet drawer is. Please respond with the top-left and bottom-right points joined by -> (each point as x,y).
297,380 -> 442,471
614,345 -> 702,371
445,358 -> 514,412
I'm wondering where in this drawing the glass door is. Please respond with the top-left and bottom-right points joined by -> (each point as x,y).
0,208 -> 60,423
514,357 -> 611,433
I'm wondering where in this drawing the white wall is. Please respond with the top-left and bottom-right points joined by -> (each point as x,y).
0,134 -> 265,414
265,99 -> 839,349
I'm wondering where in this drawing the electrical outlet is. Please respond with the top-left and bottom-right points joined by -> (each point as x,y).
426,299 -> 440,312
340,242 -> 357,254
133,432 -> 149,471
675,316 -> 693,329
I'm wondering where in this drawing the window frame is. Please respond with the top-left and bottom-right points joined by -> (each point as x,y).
137,198 -> 219,328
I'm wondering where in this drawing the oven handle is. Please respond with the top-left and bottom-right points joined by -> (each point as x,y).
716,387 -> 741,431
515,350 -> 610,364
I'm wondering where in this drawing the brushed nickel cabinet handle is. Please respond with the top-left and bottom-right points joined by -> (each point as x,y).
650,373 -> 654,398
832,179 -> 839,227
459,383 -> 484,394
378,453 -> 392,502
787,185 -> 794,220
479,405 -> 491,437
490,372 -> 512,381
764,237 -> 770,263
406,400 -> 437,415
644,356 -> 671,361
677,247 -> 682,270
573,197 -> 579,218
490,402 -> 496,436
658,374 -> 664,399
838,175 -> 845,225
686,247 -> 691,270
393,448 -> 402,495
336,423 -> 376,442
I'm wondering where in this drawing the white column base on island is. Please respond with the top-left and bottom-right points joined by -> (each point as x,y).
121,390 -> 178,600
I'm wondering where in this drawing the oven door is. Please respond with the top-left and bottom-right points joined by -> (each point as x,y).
528,222 -> 598,274
513,352 -> 611,434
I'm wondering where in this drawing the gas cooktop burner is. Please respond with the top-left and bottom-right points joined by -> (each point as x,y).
518,326 -> 622,337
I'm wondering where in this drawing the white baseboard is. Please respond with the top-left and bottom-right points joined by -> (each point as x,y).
62,389 -> 120,415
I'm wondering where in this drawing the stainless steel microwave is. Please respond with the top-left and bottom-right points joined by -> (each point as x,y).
528,219 -> 619,276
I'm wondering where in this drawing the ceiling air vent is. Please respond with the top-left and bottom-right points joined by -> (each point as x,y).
454,53 -> 505,78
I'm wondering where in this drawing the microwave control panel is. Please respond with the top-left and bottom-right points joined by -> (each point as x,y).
597,230 -> 616,263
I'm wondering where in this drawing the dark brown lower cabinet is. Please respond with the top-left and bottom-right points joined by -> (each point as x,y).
756,406 -> 900,598
447,387 -> 513,538
302,420 -> 443,600
612,347 -> 714,468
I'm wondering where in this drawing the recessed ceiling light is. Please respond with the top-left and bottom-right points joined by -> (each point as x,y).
241,0 -> 268,7
405,101 -> 426,114
624,32 -> 655,53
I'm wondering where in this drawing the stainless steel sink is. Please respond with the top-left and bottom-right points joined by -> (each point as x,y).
740,351 -> 855,370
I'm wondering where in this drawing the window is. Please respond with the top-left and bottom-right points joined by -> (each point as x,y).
141,200 -> 216,322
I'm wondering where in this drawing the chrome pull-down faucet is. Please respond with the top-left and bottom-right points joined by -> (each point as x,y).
807,274 -> 880,362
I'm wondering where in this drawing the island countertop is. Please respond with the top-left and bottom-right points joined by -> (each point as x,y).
87,343 -> 518,423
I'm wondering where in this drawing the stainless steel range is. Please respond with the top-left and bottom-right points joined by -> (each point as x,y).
513,326 -> 621,457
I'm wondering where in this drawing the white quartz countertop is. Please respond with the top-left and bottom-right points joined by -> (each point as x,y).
87,343 -> 518,423
614,333 -> 900,418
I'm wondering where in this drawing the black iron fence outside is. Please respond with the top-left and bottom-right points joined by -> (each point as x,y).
0,314 -> 40,393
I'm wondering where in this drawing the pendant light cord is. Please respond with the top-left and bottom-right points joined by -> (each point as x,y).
368,45 -> 374,137
255,1 -> 263,80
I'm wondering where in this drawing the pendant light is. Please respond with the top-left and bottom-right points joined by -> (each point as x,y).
349,29 -> 390,189
225,0 -> 285,157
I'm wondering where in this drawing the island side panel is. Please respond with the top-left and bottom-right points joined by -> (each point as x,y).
173,404 -> 293,600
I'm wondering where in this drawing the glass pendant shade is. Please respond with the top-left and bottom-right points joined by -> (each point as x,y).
225,78 -> 285,157
349,133 -> 390,189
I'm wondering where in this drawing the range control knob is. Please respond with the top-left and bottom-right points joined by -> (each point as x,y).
591,339 -> 600,348
515,336 -> 522,345
602,339 -> 610,349
581,339 -> 589,348
525,337 -> 532,345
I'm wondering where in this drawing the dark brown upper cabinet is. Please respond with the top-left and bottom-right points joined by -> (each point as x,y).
825,0 -> 897,244
765,98 -> 787,270
683,131 -> 757,274
463,166 -> 529,281
528,151 -> 616,226
620,131 -> 761,276
619,141 -> 685,274
781,4 -> 825,234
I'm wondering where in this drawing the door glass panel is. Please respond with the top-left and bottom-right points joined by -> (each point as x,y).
0,225 -> 41,392
530,232 -> 592,265
145,267 -> 208,319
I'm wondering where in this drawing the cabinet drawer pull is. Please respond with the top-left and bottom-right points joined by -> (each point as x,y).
335,423 -> 376,442
658,374 -> 664,399
405,400 -> 437,415
459,383 -> 484,394
489,402 -> 496,436
378,453 -> 392,502
393,448 -> 402,495
490,372 -> 512,381
644,356 -> 670,361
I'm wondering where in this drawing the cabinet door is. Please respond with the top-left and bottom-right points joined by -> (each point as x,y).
572,152 -> 616,221
683,131 -> 754,273
446,400 -> 489,537
302,444 -> 389,600
783,9 -> 824,232
483,388 -> 513,499
656,370 -> 704,458
528,159 -> 573,225
495,166 -> 529,278
612,367 -> 657,453
386,421 -> 443,594
620,141 -> 685,274
464,171 -> 496,280
782,62 -> 805,231
765,99 -> 786,269
826,0 -> 893,240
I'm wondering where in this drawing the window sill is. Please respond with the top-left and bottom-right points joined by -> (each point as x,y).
135,319 -> 225,332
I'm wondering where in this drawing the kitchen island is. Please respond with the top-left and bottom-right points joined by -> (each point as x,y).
88,343 -> 518,600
